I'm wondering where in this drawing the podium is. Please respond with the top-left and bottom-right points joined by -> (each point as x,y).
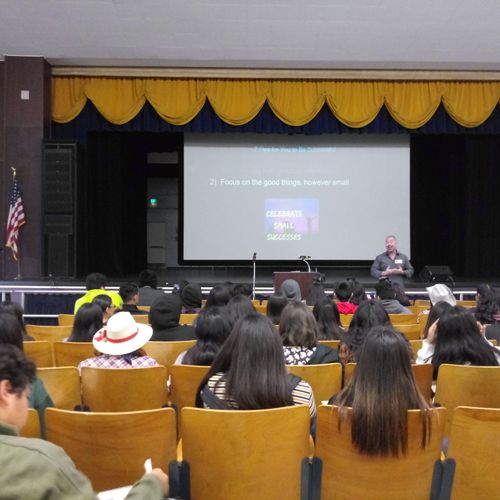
273,272 -> 319,298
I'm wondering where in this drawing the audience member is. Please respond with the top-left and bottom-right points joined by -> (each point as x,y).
280,279 -> 302,303
79,312 -> 159,370
306,273 -> 327,306
180,283 -> 203,313
224,294 -> 256,327
421,301 -> 453,339
231,283 -> 253,297
138,269 -> 165,306
67,303 -> 103,342
266,293 -> 288,325
416,306 -> 500,378
485,289 -> 500,342
347,279 -> 368,305
474,284 -> 499,325
149,295 -> 196,341
375,280 -> 411,314
0,313 -> 53,437
196,313 -> 316,427
340,301 -> 390,364
330,326 -> 432,457
74,272 -> 123,313
312,298 -> 344,340
175,306 -> 232,365
0,344 -> 169,499
0,300 -> 32,340
119,283 -> 148,315
333,280 -> 357,314
205,285 -> 232,308
92,294 -> 116,324
280,302 -> 339,364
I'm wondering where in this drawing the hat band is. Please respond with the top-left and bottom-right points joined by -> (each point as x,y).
95,329 -> 139,343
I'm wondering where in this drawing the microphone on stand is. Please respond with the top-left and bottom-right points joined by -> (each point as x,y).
298,255 -> 312,272
252,252 -> 257,300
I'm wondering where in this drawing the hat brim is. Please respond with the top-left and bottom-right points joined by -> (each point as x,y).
92,323 -> 153,355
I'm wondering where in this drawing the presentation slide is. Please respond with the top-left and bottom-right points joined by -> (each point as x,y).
182,134 -> 410,262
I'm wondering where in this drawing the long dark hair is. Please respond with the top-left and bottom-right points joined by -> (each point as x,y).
475,286 -> 499,324
224,295 -> 256,327
432,306 -> 499,377
205,285 -> 232,308
335,326 -> 431,456
183,306 -> 232,365
422,301 -> 453,339
344,301 -> 390,362
68,303 -> 103,342
195,313 -> 293,409
313,299 -> 344,340
0,301 -> 30,340
279,302 -> 319,348
266,293 -> 288,325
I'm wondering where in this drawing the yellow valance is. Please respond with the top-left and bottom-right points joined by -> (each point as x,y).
52,77 -> 500,129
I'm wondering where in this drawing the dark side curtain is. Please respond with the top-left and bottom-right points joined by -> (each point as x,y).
411,135 -> 500,278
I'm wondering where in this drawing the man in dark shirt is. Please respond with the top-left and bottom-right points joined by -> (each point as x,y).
119,283 -> 148,315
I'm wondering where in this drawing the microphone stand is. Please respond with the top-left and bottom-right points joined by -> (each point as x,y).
252,252 -> 257,300
299,255 -> 311,273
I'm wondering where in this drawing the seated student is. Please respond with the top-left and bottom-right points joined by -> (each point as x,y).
280,302 -> 339,364
67,303 -> 103,342
266,293 -> 288,325
149,295 -> 197,341
347,278 -> 369,305
416,305 -> 500,378
79,312 -> 159,370
225,294 -> 256,327
0,344 -> 169,499
474,284 -> 499,324
312,298 -> 344,341
92,294 -> 117,324
280,279 -> 302,303
339,301 -> 391,364
0,313 -> 54,438
196,313 -> 316,426
421,301 -> 453,339
0,300 -> 33,340
329,326 -> 433,457
74,272 -> 123,313
138,269 -> 165,306
180,283 -> 203,314
175,306 -> 232,365
375,280 -> 412,314
306,273 -> 327,306
119,283 -> 148,315
205,285 -> 232,308
333,280 -> 357,314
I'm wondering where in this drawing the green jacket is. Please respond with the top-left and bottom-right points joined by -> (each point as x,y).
0,422 -> 163,499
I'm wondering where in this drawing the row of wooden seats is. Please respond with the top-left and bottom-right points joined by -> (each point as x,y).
21,404 -> 499,498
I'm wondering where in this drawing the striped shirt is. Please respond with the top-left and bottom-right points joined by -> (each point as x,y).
204,372 -> 317,420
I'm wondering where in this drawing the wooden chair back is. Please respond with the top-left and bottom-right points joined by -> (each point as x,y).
53,341 -> 95,367
395,323 -> 422,340
413,299 -> 431,307
20,408 -> 41,438
81,366 -> 168,411
26,324 -> 73,343
388,313 -> 418,325
37,366 -> 82,410
407,305 -> 429,314
58,314 -> 75,326
409,340 -> 423,360
180,405 -> 311,500
315,405 -> 446,500
143,340 -> 196,373
179,313 -> 197,325
253,304 -> 267,314
45,407 -> 177,491
132,314 -> 150,325
455,300 -> 476,308
287,363 -> 342,403
445,406 -> 500,500
318,339 -> 340,349
434,364 -> 500,433
137,305 -> 150,312
169,364 -> 210,412
344,363 -> 433,401
23,341 -> 54,367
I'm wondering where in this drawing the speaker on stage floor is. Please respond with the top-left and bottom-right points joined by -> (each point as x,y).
419,265 -> 454,284
42,142 -> 79,277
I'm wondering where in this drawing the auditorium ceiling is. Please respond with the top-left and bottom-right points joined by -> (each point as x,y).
1,0 -> 499,71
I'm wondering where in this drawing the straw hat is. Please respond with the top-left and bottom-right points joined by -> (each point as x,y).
426,283 -> 457,307
93,311 -> 152,355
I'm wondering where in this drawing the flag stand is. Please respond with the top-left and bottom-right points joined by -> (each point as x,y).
7,167 -> 23,280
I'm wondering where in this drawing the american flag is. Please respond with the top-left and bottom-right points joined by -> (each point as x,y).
5,180 -> 26,261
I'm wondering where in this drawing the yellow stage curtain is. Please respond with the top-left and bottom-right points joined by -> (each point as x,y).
52,77 -> 500,129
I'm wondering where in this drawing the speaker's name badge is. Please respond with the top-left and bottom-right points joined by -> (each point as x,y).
395,259 -> 403,264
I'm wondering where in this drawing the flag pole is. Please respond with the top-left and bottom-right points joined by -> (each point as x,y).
10,167 -> 22,281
